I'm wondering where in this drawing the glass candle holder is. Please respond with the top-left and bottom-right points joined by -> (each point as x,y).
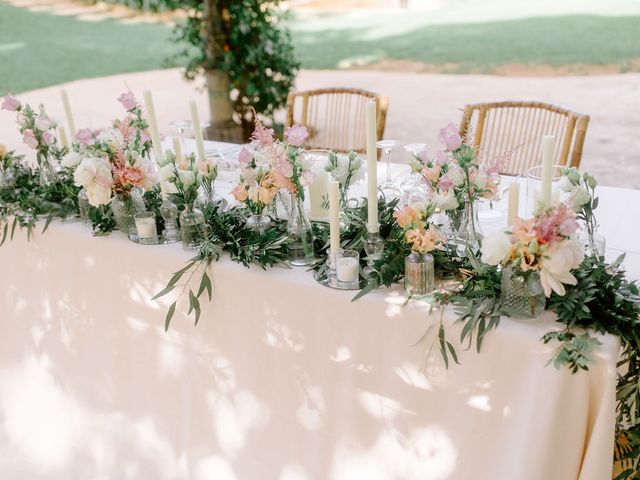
336,250 -> 360,287
525,164 -> 566,217
404,252 -> 435,297
134,212 -> 159,245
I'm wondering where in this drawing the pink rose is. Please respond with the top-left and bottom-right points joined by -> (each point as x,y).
76,128 -> 95,146
42,131 -> 55,146
118,91 -> 137,111
22,129 -> 38,149
35,114 -> 51,131
438,123 -> 462,151
284,124 -> 309,147
2,94 -> 21,112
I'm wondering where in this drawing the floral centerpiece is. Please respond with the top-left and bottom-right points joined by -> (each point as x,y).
2,94 -> 67,184
394,202 -> 445,295
0,144 -> 23,188
481,203 -> 584,316
66,91 -> 157,236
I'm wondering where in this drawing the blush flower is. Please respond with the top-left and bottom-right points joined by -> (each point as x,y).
76,128 -> 95,146
284,124 -> 309,147
394,205 -> 419,229
118,91 -> 138,111
2,94 -> 21,112
438,123 -> 462,151
34,114 -> 52,131
22,129 -> 38,149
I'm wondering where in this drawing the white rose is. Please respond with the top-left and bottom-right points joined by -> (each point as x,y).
85,184 -> 112,206
539,239 -> 584,296
61,151 -> 82,169
178,170 -> 196,187
73,156 -> 112,190
432,189 -> 459,211
480,230 -> 511,266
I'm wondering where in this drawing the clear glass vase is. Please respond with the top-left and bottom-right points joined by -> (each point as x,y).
455,200 -> 483,255
404,252 -> 435,297
78,188 -> 90,221
579,229 -> 606,257
37,152 -> 56,186
195,181 -> 228,212
287,193 -> 315,266
500,265 -> 546,318
246,210 -> 272,234
111,190 -> 146,239
180,203 -> 206,251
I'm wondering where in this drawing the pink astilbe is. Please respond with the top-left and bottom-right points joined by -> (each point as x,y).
250,110 -> 274,147
484,144 -> 523,176
534,204 -> 578,245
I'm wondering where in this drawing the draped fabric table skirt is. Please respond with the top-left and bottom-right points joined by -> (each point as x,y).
0,219 -> 618,480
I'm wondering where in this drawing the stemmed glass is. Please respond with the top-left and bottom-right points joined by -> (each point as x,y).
170,120 -> 212,154
400,143 -> 430,206
376,139 -> 402,200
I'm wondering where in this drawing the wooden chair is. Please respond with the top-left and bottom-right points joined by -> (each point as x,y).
459,101 -> 590,176
286,88 -> 389,154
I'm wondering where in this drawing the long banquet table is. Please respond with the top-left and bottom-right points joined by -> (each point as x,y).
0,141 -> 637,480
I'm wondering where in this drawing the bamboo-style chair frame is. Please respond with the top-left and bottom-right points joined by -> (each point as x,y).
286,88 -> 389,154
459,101 -> 590,176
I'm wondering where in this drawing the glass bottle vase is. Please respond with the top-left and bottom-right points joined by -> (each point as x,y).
110,190 -> 146,240
500,265 -> 546,318
579,229 -> 606,257
180,203 -> 206,251
78,188 -> 90,221
195,181 -> 228,213
287,193 -> 315,266
455,200 -> 483,255
404,252 -> 435,297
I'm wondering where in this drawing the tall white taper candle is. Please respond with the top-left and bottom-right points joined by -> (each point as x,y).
189,101 -> 207,162
365,100 -> 378,231
57,125 -> 69,148
540,135 -> 555,208
60,89 -> 76,138
172,136 -> 183,163
328,180 -> 340,255
142,90 -> 163,161
507,181 -> 520,226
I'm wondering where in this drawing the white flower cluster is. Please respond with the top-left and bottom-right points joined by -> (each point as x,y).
324,151 -> 364,187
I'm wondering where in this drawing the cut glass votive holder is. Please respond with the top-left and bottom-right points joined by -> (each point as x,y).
134,212 -> 159,245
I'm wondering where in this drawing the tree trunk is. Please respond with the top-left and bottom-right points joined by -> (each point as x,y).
201,0 -> 243,142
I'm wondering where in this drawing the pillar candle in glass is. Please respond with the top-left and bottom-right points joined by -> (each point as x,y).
134,212 -> 159,245
336,250 -> 360,286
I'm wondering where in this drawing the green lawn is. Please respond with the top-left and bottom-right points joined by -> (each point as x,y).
1,0 -> 640,94
0,1 -> 179,94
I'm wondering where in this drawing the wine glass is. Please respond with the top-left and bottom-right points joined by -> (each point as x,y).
170,119 -> 191,154
376,139 -> 402,200
399,143 -> 430,206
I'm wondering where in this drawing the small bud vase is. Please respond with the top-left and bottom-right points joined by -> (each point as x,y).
500,265 -> 546,318
455,200 -> 482,255
180,203 -> 206,251
404,252 -> 435,297
287,193 -> 315,266
78,188 -> 90,221
195,180 -> 228,212
579,229 -> 606,257
111,189 -> 146,240
246,210 -> 272,234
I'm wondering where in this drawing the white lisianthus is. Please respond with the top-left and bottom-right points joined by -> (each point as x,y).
330,160 -> 350,184
96,128 -> 124,148
61,151 -> 82,169
447,166 -> 465,187
73,156 -> 113,207
569,186 -> 591,210
539,238 -> 585,297
432,189 -> 459,211
178,170 -> 196,187
480,230 -> 512,266
159,164 -> 175,182
557,176 -> 574,193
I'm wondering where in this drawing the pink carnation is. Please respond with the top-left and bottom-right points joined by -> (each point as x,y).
438,123 -> 462,151
2,94 -> 21,112
22,129 -> 38,149
118,91 -> 137,111
284,124 -> 309,147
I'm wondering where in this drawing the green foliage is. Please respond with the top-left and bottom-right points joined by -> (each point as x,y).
173,0 -> 299,136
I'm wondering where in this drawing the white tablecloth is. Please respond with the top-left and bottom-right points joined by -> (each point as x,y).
0,142 -> 635,480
